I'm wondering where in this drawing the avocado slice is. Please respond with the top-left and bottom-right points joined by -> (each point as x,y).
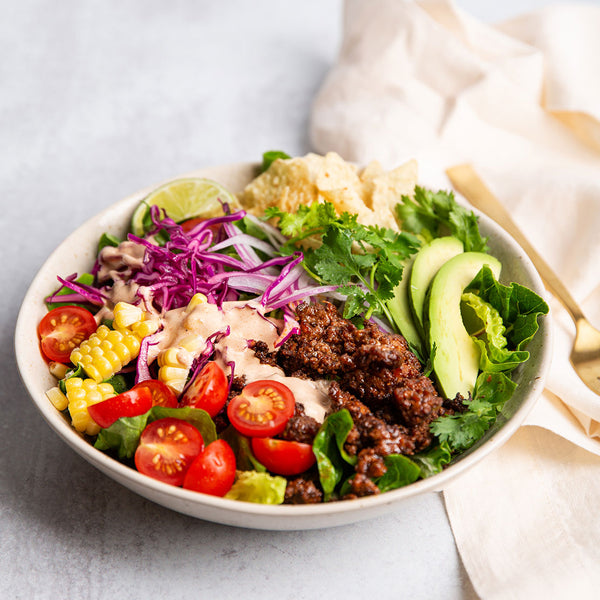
409,236 -> 464,334
387,255 -> 423,356
427,252 -> 502,399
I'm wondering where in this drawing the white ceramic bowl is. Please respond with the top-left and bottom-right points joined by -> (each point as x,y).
15,162 -> 552,530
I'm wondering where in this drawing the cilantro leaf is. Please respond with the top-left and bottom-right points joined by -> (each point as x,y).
396,186 -> 489,252
430,371 -> 517,453
270,201 -> 420,326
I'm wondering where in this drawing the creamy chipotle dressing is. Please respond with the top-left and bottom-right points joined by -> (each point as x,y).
97,240 -> 146,283
157,300 -> 331,422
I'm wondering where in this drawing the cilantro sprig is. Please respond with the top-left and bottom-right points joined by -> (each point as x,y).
265,202 -> 420,324
396,186 -> 489,252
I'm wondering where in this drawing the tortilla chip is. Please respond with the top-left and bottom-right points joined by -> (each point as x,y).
239,152 -> 418,231
371,159 -> 418,215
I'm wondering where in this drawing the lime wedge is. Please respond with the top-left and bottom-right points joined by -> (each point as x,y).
131,178 -> 240,236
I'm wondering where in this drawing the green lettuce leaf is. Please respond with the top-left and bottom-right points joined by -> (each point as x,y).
94,406 -> 217,459
341,445 -> 449,496
102,374 -> 129,394
261,150 -> 291,173
411,441 -> 452,478
219,425 -> 266,472
374,454 -> 421,492
45,272 -> 95,310
462,292 -> 530,372
224,470 -> 287,504
312,409 -> 357,500
58,364 -> 85,393
467,265 -> 549,350
98,232 -> 121,252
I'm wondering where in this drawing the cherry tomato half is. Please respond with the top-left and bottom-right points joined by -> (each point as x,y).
183,439 -> 236,496
88,387 -> 153,428
181,219 -> 221,236
133,379 -> 178,408
227,380 -> 295,437
135,418 -> 204,486
251,437 -> 316,476
38,306 -> 97,363
179,362 -> 228,417
180,217 -> 205,233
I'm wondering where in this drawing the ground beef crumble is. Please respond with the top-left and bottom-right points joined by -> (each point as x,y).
214,374 -> 247,434
284,476 -> 323,504
279,403 -> 320,445
271,302 -> 448,501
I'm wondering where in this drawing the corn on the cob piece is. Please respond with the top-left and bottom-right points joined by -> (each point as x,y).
157,334 -> 205,393
70,302 -> 159,383
64,377 -> 115,435
70,324 -> 140,382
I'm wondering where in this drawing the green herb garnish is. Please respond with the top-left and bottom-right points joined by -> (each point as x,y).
267,202 -> 420,324
396,186 -> 489,252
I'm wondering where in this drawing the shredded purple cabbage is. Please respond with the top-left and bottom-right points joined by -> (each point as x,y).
113,205 -> 339,314
135,333 -> 160,384
47,274 -> 107,306
181,327 -> 231,396
274,313 -> 300,347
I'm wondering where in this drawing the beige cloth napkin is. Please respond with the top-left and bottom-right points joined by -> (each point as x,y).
310,1 -> 600,597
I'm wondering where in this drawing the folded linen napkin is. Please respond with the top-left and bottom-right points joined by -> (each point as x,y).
310,1 -> 600,596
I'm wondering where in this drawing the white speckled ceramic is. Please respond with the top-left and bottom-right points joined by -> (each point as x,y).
15,162 -> 552,530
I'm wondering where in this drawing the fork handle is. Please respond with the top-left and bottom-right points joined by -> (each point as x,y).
446,164 -> 585,324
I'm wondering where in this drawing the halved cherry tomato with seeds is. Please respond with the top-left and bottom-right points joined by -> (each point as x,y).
183,439 -> 236,496
37,306 -> 97,363
133,379 -> 178,408
135,418 -> 204,486
88,387 -> 153,428
251,437 -> 316,476
180,361 -> 228,417
227,380 -> 295,437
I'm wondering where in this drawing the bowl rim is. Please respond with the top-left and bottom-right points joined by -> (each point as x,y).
14,161 -> 553,526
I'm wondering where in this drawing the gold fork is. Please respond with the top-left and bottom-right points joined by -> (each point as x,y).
446,164 -> 600,397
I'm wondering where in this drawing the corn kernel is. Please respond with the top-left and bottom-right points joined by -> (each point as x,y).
113,302 -> 144,328
158,348 -> 181,368
112,342 -> 131,362
131,320 -> 159,339
122,335 -> 141,355
46,386 -> 69,411
96,325 -> 110,340
186,293 -> 208,313
179,335 -> 204,354
158,365 -> 188,393
48,362 -> 69,379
